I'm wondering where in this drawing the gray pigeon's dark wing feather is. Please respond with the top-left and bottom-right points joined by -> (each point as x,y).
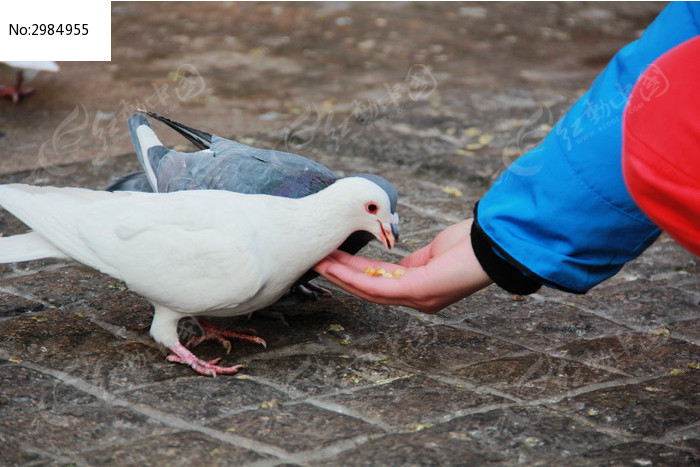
106,171 -> 154,192
138,109 -> 212,150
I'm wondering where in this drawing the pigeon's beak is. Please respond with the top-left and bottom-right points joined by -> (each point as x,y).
390,212 -> 400,243
378,220 -> 396,250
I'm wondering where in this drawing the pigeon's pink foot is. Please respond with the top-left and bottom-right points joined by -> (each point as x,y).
166,343 -> 245,377
186,318 -> 267,354
0,71 -> 34,105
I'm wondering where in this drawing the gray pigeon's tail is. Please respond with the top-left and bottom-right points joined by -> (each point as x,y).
137,109 -> 213,150
128,113 -> 168,192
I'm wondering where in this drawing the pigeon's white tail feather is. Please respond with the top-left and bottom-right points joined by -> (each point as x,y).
2,61 -> 59,72
0,232 -> 68,263
127,114 -> 166,193
0,184 -> 122,277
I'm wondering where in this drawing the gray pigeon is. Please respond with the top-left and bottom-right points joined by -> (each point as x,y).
108,111 -> 400,294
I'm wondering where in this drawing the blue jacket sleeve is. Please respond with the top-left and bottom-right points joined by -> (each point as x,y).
473,2 -> 700,294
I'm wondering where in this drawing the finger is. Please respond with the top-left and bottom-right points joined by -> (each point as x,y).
318,249 -> 403,273
398,244 -> 433,268
322,261 -> 426,303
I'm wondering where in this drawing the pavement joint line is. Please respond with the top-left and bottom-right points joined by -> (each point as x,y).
654,420 -> 700,443
442,344 -> 632,381
668,332 -> 700,346
674,285 -> 700,299
536,294 -> 700,346
337,317 -> 636,384
303,376 -> 521,432
0,261 -> 73,280
14,287 -> 158,348
433,319 -> 544,353
540,386 -> 700,450
533,346 -> 633,377
537,294 -> 683,337
231,373 -> 311,401
199,399 -> 307,428
425,373 -> 525,403
0,286 -> 56,310
632,439 -> 699,457
4,435 -> 88,467
550,408 -> 652,444
242,341 -> 335,362
417,401 -> 521,427
537,405 -> 653,445
246,404 -> 527,467
305,398 -> 395,432
72,426 -> 185,459
245,433 -> 383,467
0,353 -> 294,461
82,314 -> 139,341
521,374 -> 661,406
650,270 -> 696,283
109,372 -> 213,396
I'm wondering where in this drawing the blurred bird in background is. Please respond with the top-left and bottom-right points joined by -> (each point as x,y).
0,61 -> 59,104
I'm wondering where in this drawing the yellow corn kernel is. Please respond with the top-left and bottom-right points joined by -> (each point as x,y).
392,269 -> 407,278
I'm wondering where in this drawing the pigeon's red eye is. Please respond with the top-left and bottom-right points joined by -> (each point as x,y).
365,202 -> 378,214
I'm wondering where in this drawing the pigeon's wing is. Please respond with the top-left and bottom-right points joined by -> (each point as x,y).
140,134 -> 338,197
127,113 -> 214,192
106,171 -> 154,192
138,109 -> 212,150
200,138 -> 338,198
79,191 -> 267,311
125,111 -> 338,197
0,185 -> 266,310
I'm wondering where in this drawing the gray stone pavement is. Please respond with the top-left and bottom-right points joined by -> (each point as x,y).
0,2 -> 698,465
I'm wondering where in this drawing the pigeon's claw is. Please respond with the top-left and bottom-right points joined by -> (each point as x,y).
0,71 -> 34,105
186,319 -> 267,353
293,282 -> 333,300
166,343 -> 245,376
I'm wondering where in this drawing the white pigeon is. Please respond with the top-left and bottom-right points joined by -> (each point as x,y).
0,179 -> 397,375
0,61 -> 59,104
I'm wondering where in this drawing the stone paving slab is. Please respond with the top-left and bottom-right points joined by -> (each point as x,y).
555,333 -> 699,377
209,402 -> 385,454
1,2 -> 698,465
84,430 -> 272,466
452,352 -> 623,399
554,373 -> 699,438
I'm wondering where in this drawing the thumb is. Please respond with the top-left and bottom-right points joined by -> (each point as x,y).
398,244 -> 433,268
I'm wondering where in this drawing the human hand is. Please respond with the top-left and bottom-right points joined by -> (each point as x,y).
313,219 -> 493,313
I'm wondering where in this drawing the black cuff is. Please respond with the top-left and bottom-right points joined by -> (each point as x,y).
471,206 -> 541,295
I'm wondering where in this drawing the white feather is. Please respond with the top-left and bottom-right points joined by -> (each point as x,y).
0,232 -> 68,262
135,124 -> 162,192
0,179 -> 392,350
1,61 -> 59,73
